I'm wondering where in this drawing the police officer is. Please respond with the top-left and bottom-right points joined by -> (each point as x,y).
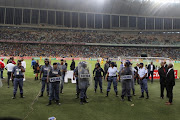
104,61 -> 109,79
120,60 -> 133,101
93,63 -> 104,93
105,62 -> 119,97
58,59 -> 67,94
70,59 -> 75,70
47,63 -> 61,106
39,58 -> 52,97
73,66 -> 80,99
138,63 -> 149,99
95,60 -> 100,67
11,60 -> 25,99
78,61 -> 90,105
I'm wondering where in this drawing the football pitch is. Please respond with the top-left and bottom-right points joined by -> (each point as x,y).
0,59 -> 180,120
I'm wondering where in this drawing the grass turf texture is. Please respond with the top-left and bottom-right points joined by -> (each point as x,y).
0,59 -> 180,120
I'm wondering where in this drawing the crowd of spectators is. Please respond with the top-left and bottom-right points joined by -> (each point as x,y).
0,43 -> 179,59
0,28 -> 180,45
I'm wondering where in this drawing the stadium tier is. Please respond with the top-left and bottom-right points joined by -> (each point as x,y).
0,27 -> 180,45
0,43 -> 179,59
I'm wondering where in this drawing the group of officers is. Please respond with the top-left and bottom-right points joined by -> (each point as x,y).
92,60 -> 148,102
5,58 -> 175,106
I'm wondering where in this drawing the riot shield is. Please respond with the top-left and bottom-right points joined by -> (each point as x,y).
78,61 -> 91,89
120,67 -> 133,81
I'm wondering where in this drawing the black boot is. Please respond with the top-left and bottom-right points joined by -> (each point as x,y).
60,89 -> 63,94
139,92 -> 144,98
100,89 -> 103,93
56,100 -> 61,105
12,94 -> 16,99
94,89 -> 96,93
80,99 -> 84,105
37,77 -> 38,80
106,91 -> 109,97
47,100 -> 52,106
39,92 -> 43,97
35,77 -> 36,80
121,95 -> 125,101
83,98 -> 89,103
128,96 -> 132,102
20,93 -> 25,98
146,92 -> 149,99
116,92 -> 119,97
133,91 -> 136,96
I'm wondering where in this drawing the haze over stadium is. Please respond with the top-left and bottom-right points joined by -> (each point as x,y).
0,0 -> 180,120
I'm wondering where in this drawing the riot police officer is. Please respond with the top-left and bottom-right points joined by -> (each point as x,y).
120,60 -> 133,101
138,63 -> 149,99
39,58 -> 52,97
105,62 -> 119,97
93,63 -> 104,93
11,60 -> 25,99
47,63 -> 61,106
78,61 -> 90,105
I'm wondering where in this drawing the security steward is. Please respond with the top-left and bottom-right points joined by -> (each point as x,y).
93,63 -> 104,93
138,63 -> 149,99
105,62 -> 119,97
39,58 -> 52,97
120,60 -> 133,101
11,60 -> 25,99
47,63 -> 61,106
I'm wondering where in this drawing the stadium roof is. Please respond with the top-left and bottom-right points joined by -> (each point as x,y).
0,0 -> 180,17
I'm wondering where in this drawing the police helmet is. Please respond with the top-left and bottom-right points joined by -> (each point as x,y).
44,58 -> 49,64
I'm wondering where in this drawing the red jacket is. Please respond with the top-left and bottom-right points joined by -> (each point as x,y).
0,61 -> 5,69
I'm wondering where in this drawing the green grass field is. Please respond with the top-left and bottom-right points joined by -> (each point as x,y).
0,59 -> 180,120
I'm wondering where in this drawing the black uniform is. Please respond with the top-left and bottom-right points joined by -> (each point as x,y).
93,67 -> 104,92
70,61 -> 75,70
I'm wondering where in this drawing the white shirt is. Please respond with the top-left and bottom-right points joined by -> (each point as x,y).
138,67 -> 147,78
108,67 -> 118,76
5,63 -> 15,72
150,65 -> 153,71
167,68 -> 173,76
21,61 -> 26,69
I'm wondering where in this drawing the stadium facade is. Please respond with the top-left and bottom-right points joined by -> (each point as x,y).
0,0 -> 180,30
